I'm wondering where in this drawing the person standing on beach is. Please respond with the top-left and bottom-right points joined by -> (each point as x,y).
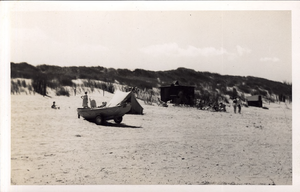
233,97 -> 242,113
237,97 -> 242,113
81,92 -> 89,108
233,98 -> 237,113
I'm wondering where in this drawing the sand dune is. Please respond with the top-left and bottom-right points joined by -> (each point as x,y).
11,92 -> 292,185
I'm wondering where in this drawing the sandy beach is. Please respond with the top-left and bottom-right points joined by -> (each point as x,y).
11,92 -> 292,185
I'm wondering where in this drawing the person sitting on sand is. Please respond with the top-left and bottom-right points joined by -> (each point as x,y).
51,101 -> 60,109
81,92 -> 89,108
219,102 -> 226,112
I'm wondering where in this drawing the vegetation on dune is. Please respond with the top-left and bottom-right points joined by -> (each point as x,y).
11,79 -> 33,95
82,79 -> 115,94
10,62 -> 292,103
11,62 -> 40,79
55,87 -> 70,97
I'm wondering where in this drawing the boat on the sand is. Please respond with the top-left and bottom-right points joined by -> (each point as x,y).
77,90 -> 133,125
77,103 -> 131,125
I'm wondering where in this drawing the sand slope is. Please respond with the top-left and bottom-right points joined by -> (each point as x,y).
11,93 -> 292,185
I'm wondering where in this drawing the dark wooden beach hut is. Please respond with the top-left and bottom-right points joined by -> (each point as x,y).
246,95 -> 263,107
159,81 -> 195,106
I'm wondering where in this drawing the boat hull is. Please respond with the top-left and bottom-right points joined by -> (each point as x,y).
77,103 -> 131,121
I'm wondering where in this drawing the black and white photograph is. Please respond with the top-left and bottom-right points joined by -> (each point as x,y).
1,1 -> 300,192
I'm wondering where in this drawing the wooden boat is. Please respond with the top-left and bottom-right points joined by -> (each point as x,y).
77,103 -> 131,125
77,90 -> 135,125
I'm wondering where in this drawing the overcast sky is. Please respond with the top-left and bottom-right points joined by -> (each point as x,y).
10,6 -> 292,82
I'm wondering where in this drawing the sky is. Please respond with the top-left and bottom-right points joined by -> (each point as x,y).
9,5 -> 292,83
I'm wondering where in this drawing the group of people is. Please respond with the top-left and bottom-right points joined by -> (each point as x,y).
51,91 -> 106,110
51,92 -> 90,109
52,91 -> 243,114
80,92 -> 104,108
196,97 -> 243,114
196,100 -> 226,112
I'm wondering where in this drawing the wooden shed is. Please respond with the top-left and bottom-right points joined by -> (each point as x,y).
159,81 -> 195,106
246,95 -> 263,107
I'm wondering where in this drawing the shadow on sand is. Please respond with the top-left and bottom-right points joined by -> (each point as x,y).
105,122 -> 142,129
83,119 -> 142,129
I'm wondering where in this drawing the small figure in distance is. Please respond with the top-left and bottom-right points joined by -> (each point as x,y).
98,102 -> 107,108
51,101 -> 60,109
81,92 -> 89,108
233,98 -> 237,113
237,97 -> 242,114
219,102 -> 226,112
233,97 -> 242,114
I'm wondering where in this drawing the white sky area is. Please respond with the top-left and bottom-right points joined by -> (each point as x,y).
10,9 -> 292,82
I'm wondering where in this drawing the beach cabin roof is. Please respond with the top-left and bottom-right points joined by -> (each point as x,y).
246,95 -> 262,101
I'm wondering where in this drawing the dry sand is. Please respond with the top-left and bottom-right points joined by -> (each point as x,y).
11,92 -> 292,185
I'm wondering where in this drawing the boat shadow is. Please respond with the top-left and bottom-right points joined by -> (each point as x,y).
105,122 -> 143,129
83,119 -> 142,129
